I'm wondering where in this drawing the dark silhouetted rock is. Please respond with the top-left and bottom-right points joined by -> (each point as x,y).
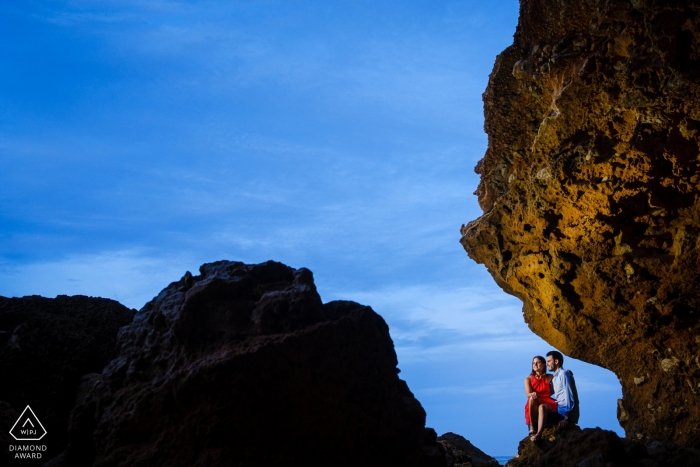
461,0 -> 700,447
0,295 -> 135,465
506,426 -> 700,467
644,438 -> 700,466
59,260 -> 430,466
0,402 -> 20,454
421,428 -> 450,467
438,432 -> 498,467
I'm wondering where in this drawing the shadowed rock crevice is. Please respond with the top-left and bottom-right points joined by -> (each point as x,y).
462,0 -> 700,447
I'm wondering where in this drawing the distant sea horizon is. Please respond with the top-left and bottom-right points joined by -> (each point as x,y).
495,455 -> 514,465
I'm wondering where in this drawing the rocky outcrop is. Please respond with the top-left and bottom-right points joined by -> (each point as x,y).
461,0 -> 700,446
56,260 -> 432,466
506,426 -> 700,467
438,432 -> 499,467
0,295 -> 135,464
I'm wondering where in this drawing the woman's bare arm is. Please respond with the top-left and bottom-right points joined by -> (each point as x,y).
524,376 -> 536,399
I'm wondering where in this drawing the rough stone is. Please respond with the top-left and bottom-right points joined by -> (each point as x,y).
57,260 -> 432,466
461,0 -> 700,446
438,432 -> 499,467
506,426 -> 700,467
0,295 -> 135,465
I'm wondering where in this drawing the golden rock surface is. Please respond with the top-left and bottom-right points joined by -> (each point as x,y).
462,0 -> 700,446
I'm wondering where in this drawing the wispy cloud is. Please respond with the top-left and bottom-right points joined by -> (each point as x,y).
0,249 -> 196,309
334,284 -> 526,340
32,0 -> 487,130
419,380 -> 514,396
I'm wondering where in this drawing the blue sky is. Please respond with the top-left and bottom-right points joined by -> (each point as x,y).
0,0 -> 623,455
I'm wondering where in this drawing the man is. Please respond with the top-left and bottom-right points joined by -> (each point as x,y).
546,350 -> 579,428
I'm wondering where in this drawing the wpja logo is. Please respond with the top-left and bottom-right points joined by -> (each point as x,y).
8,406 -> 47,460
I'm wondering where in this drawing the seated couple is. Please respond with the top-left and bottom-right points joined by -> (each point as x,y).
524,351 -> 579,442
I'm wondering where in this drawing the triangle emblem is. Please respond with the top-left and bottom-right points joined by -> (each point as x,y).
9,406 -> 47,441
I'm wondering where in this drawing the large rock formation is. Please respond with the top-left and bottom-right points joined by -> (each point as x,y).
0,295 -> 135,464
56,260 -> 431,466
461,0 -> 700,447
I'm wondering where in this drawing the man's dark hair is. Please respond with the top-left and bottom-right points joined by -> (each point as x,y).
546,350 -> 564,366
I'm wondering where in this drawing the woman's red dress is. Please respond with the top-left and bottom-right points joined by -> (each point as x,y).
524,374 -> 558,424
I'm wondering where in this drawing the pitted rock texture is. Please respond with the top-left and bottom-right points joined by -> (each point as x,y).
59,260 -> 429,466
461,0 -> 700,446
0,295 -> 135,465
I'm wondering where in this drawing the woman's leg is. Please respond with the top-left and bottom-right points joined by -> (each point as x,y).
532,404 -> 549,441
527,397 -> 539,434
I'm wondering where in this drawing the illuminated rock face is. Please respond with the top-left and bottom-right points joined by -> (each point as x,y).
461,0 -> 700,446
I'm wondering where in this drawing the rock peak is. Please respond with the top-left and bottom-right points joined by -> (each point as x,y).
55,260 -> 435,466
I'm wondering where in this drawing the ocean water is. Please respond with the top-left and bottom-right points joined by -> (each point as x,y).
495,456 -> 514,465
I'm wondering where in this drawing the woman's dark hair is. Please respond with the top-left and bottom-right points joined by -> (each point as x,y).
531,356 -> 546,376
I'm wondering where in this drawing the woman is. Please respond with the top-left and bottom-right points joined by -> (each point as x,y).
524,356 -> 558,441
